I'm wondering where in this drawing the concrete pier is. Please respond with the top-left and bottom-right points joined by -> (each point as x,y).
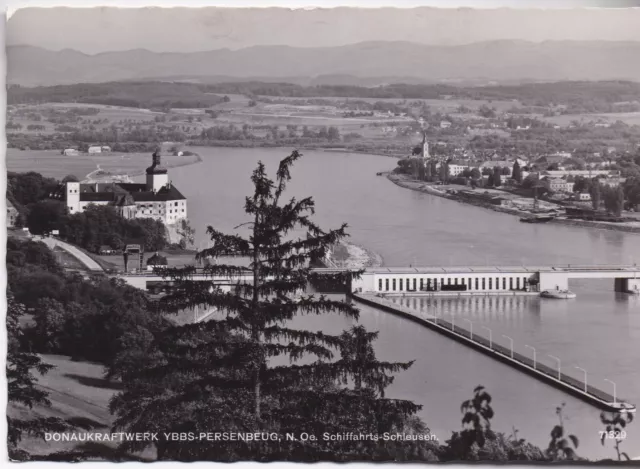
353,292 -> 635,413
615,278 -> 640,294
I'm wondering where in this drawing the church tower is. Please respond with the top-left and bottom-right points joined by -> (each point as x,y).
146,149 -> 169,192
421,130 -> 430,158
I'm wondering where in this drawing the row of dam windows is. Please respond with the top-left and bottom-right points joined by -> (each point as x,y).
377,276 -> 532,292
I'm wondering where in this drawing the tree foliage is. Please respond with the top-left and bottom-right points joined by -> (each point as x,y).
511,161 -> 522,183
589,183 -> 602,210
7,237 -> 167,364
109,151 -> 425,461
546,403 -> 580,461
600,411 -> 634,461
440,386 -> 545,462
176,218 -> 196,249
602,185 -> 625,216
7,288 -> 71,460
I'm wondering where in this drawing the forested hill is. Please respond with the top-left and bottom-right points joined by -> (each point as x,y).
8,80 -> 640,113
8,40 -> 640,87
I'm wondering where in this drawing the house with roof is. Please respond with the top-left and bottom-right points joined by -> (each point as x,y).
448,160 -> 470,176
544,177 -> 575,193
51,150 -> 187,225
479,160 -> 513,174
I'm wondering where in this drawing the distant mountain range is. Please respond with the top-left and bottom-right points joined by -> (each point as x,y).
8,41 -> 640,87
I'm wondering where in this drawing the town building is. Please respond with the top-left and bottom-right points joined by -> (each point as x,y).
574,193 -> 592,202
480,160 -> 512,174
543,170 -> 619,178
599,177 -> 626,188
448,161 -> 470,176
51,150 -> 187,225
7,199 -> 18,227
546,178 -> 575,193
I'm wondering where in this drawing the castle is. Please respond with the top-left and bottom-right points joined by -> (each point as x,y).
51,150 -> 187,225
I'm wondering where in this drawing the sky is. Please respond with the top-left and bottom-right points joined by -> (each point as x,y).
5,1 -> 640,54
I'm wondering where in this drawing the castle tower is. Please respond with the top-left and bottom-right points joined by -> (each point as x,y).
66,181 -> 81,213
146,149 -> 169,192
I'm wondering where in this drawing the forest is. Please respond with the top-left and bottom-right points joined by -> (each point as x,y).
8,80 -> 640,114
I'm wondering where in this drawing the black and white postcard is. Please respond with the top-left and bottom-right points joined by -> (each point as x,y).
5,1 -> 640,464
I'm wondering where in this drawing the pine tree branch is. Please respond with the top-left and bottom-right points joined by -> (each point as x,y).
264,342 -> 334,361
197,228 -> 252,258
262,326 -> 344,348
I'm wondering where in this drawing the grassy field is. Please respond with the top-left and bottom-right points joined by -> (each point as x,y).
8,355 -> 118,458
5,94 -> 526,157
542,111 -> 640,126
6,148 -> 200,180
8,354 -> 160,460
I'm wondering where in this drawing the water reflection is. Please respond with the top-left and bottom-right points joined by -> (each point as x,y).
164,148 -> 640,461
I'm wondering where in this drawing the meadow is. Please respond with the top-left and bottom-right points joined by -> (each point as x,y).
6,148 -> 200,180
542,111 -> 640,126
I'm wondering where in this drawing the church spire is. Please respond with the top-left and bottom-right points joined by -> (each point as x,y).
421,130 -> 430,158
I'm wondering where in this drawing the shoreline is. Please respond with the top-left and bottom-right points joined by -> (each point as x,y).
81,145 -> 403,182
328,241 -> 384,270
387,173 -> 640,235
83,152 -> 203,182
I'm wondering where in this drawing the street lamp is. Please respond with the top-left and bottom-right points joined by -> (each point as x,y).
463,318 -> 473,340
548,355 -> 561,380
604,379 -> 617,404
481,326 -> 492,348
575,366 -> 588,393
525,345 -> 537,370
502,334 -> 514,358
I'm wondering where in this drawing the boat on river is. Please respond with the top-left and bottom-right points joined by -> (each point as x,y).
608,402 -> 637,413
541,289 -> 577,299
520,215 -> 555,223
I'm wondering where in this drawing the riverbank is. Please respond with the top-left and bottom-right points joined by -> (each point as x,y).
387,173 -> 640,234
328,241 -> 384,269
83,152 -> 203,183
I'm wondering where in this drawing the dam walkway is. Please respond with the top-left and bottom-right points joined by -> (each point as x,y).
353,292 -> 635,414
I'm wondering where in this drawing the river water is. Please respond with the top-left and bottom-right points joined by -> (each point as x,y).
161,147 -> 640,459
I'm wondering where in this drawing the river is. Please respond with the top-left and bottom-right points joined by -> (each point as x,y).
160,147 -> 640,459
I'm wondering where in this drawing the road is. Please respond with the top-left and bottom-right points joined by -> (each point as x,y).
37,236 -> 104,272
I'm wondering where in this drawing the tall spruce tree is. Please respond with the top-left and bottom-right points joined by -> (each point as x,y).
110,151 -> 425,461
512,161 -> 522,183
